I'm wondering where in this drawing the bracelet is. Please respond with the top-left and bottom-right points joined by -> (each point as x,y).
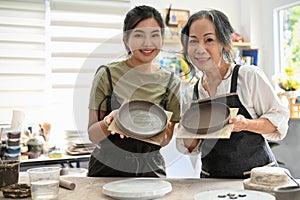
102,116 -> 109,127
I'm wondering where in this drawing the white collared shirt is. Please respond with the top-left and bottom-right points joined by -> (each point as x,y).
177,63 -> 290,154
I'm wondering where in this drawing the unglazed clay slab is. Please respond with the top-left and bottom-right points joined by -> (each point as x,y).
194,189 -> 275,200
102,178 -> 172,200
243,178 -> 294,194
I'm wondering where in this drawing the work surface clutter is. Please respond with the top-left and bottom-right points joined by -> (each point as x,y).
0,166 -> 299,200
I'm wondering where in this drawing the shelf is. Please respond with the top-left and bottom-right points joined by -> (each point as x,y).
290,103 -> 300,119
20,154 -> 90,169
164,38 -> 180,44
233,42 -> 259,50
233,42 -> 251,47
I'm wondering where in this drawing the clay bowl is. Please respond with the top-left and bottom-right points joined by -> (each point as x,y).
115,100 -> 168,138
181,102 -> 230,134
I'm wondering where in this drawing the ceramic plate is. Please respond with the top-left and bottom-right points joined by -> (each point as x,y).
194,189 -> 275,200
181,102 -> 230,134
102,178 -> 172,200
116,100 -> 168,138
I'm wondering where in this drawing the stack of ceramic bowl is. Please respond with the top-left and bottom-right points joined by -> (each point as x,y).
5,130 -> 21,160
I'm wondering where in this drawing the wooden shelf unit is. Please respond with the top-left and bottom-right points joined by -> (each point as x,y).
278,91 -> 300,119
290,97 -> 300,119
233,42 -> 259,66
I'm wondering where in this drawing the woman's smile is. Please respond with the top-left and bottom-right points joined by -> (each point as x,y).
139,49 -> 156,56
193,56 -> 211,67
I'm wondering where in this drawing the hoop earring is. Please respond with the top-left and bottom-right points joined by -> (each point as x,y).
222,49 -> 231,64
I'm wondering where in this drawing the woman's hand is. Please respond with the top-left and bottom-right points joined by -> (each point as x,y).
229,114 -> 248,132
160,121 -> 176,147
105,110 -> 128,139
103,110 -> 116,127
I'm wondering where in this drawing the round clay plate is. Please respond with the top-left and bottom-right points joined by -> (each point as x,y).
116,100 -> 168,138
102,178 -> 172,200
181,102 -> 230,134
194,189 -> 275,200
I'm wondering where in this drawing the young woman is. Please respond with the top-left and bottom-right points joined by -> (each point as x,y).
177,9 -> 289,178
87,5 -> 181,177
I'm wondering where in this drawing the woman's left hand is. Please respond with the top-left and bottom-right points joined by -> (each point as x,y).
105,110 -> 129,139
229,114 -> 248,132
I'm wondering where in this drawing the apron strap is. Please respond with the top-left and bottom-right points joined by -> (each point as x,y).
159,72 -> 174,109
230,64 -> 241,93
95,65 -> 113,120
192,79 -> 200,100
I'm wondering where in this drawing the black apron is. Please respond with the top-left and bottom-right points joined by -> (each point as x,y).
192,65 -> 278,179
88,66 -> 174,177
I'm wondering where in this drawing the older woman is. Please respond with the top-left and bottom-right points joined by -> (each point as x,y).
177,9 -> 289,178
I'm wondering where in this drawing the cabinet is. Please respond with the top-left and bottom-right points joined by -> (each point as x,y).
278,91 -> 300,119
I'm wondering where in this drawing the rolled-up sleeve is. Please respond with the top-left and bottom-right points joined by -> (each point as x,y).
238,66 -> 290,141
260,106 -> 289,141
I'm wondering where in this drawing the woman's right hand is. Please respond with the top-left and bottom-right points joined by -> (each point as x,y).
103,110 -> 116,127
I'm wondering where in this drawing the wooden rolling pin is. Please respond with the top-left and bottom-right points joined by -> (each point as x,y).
59,179 -> 76,190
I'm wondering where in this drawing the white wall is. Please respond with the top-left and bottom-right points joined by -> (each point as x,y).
130,0 -> 241,41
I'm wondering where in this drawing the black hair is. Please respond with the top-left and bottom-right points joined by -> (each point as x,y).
180,9 -> 235,77
123,5 -> 165,55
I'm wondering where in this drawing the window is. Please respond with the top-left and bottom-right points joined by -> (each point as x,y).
48,0 -> 130,133
0,0 -> 130,139
0,0 -> 46,124
276,3 -> 300,74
